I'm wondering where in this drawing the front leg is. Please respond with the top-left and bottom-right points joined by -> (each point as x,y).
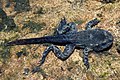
83,47 -> 92,69
85,18 -> 100,30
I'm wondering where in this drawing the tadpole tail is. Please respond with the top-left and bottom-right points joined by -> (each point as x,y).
6,35 -> 70,46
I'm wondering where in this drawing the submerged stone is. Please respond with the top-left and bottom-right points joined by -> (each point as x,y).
14,0 -> 31,12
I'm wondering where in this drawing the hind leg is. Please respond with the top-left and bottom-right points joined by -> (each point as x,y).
39,44 -> 75,66
56,17 -> 78,35
32,44 -> 75,73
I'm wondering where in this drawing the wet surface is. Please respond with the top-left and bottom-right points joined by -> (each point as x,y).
0,0 -> 120,80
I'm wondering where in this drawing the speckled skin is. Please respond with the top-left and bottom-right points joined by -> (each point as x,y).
6,18 -> 113,71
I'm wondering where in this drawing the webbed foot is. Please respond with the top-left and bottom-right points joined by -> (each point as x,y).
32,66 -> 41,74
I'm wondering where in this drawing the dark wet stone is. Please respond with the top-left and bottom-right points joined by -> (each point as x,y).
0,23 -> 4,31
0,8 -> 17,31
100,0 -> 116,3
116,20 -> 120,27
0,67 -> 4,76
5,0 -> 11,8
115,41 -> 120,54
22,51 -> 29,56
16,48 -> 29,58
117,45 -> 120,54
0,1 -> 2,8
3,17 -> 16,31
23,68 -> 30,75
22,21 -> 46,33
14,0 -> 31,12
16,51 -> 23,58
33,7 -> 45,14
0,8 -> 7,20
96,13 -> 103,17
67,67 -> 73,71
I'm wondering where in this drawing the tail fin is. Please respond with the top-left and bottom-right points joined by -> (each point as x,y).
6,35 -> 70,46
